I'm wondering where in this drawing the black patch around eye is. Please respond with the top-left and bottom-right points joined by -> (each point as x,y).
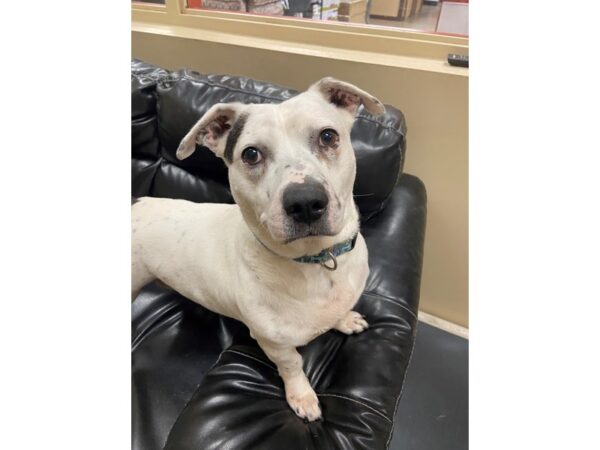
224,113 -> 248,163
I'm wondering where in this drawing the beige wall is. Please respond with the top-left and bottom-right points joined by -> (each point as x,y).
132,31 -> 469,327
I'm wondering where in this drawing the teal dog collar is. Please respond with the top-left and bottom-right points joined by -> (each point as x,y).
294,234 -> 358,270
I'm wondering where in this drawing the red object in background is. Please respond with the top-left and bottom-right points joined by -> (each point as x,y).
188,0 -> 202,8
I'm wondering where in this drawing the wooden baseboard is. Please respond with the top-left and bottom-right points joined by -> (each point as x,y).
418,311 -> 468,339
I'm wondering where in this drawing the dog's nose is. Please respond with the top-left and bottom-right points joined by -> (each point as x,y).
283,182 -> 329,224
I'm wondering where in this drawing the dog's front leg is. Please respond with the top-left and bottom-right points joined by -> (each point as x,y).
257,339 -> 321,421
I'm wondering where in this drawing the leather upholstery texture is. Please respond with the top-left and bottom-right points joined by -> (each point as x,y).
131,60 -> 427,450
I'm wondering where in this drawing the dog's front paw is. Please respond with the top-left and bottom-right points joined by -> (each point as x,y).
285,375 -> 322,421
334,311 -> 369,335
287,389 -> 321,422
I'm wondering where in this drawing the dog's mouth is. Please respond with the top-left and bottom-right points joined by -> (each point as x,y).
282,227 -> 336,244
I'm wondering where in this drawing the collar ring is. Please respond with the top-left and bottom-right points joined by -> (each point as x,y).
320,251 -> 338,271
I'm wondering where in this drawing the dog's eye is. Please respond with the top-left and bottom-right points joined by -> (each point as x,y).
241,147 -> 263,165
319,129 -> 339,148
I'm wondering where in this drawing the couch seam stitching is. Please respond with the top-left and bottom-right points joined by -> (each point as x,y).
224,348 -> 278,371
384,318 -> 419,449
361,291 -> 417,319
164,75 -> 296,103
354,114 -> 406,136
317,393 -> 392,423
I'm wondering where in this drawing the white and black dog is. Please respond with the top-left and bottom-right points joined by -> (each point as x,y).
132,77 -> 385,421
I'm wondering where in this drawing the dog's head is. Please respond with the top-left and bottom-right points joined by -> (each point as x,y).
177,77 -> 384,255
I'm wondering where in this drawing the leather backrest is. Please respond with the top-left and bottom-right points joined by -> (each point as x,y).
132,60 -> 406,220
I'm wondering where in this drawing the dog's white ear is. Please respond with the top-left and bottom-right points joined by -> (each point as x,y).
176,102 -> 246,161
310,77 -> 385,117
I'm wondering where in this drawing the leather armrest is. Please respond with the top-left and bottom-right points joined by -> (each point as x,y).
362,173 -> 427,316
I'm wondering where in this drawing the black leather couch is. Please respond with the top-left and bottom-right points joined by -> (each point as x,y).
132,59 -> 427,450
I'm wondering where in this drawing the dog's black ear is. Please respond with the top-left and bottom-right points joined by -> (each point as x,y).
310,77 -> 385,117
177,102 -> 246,161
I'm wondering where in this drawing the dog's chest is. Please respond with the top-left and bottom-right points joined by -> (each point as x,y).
251,271 -> 362,346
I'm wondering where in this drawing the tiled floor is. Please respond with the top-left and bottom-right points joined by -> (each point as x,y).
389,321 -> 469,450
